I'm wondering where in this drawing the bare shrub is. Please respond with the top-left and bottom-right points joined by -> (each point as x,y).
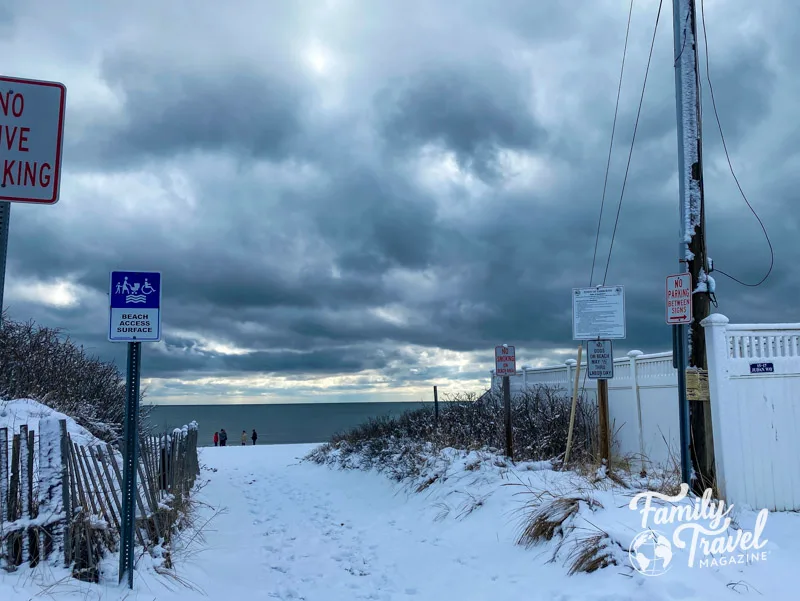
0,312 -> 151,444
307,385 -> 598,478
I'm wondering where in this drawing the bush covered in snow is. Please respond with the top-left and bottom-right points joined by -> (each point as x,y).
307,386 -> 598,479
0,313 -> 150,444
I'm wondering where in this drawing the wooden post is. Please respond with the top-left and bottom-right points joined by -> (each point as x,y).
671,0 -> 715,494
0,428 -> 8,531
27,429 -> 37,566
8,433 -> 21,564
503,375 -> 513,460
37,419 -> 70,567
59,420 -> 72,567
433,386 -> 439,428
597,379 -> 611,463
19,426 -> 29,562
170,435 -> 178,492
564,345 -> 583,466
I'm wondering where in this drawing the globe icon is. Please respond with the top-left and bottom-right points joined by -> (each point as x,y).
629,530 -> 673,576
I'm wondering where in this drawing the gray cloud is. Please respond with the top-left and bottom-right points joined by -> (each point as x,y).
376,64 -> 546,178
1,0 -> 796,401
69,58 -> 311,168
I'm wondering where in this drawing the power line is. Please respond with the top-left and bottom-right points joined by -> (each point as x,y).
602,0 -> 664,285
698,0 -> 774,287
589,0 -> 636,287
581,0 -> 640,413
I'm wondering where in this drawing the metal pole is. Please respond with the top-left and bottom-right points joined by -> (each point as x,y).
503,375 -> 513,460
675,324 -> 692,484
119,341 -> 141,588
0,201 -> 10,325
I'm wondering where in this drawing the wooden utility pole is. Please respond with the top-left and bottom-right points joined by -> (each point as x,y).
597,379 -> 610,463
672,0 -> 715,492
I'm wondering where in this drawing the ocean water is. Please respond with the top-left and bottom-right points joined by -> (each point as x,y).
145,401 -> 444,447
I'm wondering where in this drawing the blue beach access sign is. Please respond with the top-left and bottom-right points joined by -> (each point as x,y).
108,271 -> 162,342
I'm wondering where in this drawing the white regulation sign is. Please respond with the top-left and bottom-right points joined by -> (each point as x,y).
587,339 -> 614,380
495,345 -> 516,376
572,286 -> 626,340
0,75 -> 67,204
666,273 -> 692,325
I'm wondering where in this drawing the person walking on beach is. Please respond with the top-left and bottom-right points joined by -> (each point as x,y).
251,429 -> 258,445
219,429 -> 228,447
241,430 -> 247,446
213,431 -> 219,447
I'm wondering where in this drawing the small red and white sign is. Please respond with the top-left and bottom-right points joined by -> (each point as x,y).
666,273 -> 692,325
495,345 -> 516,376
0,75 -> 67,204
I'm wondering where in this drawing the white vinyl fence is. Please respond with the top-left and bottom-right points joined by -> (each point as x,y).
490,350 -> 680,469
487,314 -> 800,512
703,314 -> 800,511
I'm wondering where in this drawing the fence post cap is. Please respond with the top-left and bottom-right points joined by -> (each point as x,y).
700,313 -> 729,327
627,350 -> 644,358
565,359 -> 577,366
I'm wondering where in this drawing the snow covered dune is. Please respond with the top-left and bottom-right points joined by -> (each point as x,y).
0,398 -> 105,446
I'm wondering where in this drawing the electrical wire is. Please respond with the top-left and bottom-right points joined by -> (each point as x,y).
589,0 -> 636,287
580,0 -> 644,412
602,0 -> 664,285
697,0 -> 773,287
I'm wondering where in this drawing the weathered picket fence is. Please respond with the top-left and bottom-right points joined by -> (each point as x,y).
0,418 -> 199,581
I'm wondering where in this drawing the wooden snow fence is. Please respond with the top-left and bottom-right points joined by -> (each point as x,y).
0,418 -> 199,581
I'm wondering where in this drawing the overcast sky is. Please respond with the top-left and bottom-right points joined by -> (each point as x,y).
1,0 -> 795,405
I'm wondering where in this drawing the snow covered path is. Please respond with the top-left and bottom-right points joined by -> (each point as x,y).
187,444 -> 621,601
192,444 -> 548,600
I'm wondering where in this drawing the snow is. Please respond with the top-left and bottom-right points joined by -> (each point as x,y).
0,397 -> 106,447
1,443 -> 798,600
701,313 -> 730,326
675,0 -> 702,260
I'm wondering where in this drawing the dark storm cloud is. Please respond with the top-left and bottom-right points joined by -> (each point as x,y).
2,0 -> 797,398
377,65 -> 546,179
68,56 -> 312,168
310,167 -> 438,271
698,41 -> 777,149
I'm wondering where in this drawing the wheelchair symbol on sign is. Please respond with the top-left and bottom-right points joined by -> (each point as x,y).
114,277 -> 157,304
